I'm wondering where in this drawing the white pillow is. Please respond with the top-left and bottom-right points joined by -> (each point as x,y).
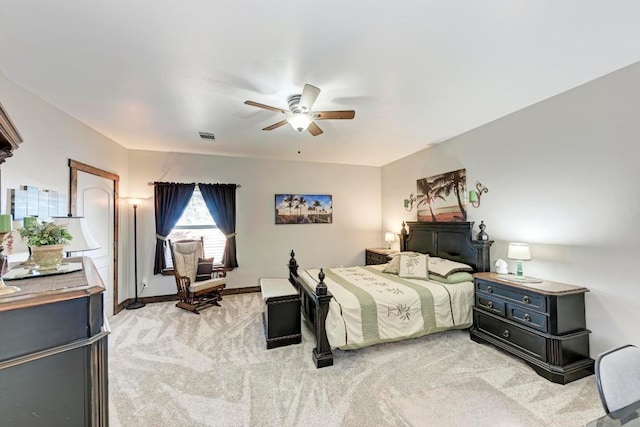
428,257 -> 474,278
382,251 -> 419,274
398,253 -> 429,280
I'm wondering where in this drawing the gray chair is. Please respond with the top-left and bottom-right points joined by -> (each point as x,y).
595,344 -> 640,413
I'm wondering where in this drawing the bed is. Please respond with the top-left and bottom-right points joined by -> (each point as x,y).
288,221 -> 493,368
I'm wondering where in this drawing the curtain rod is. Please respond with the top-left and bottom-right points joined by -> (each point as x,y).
147,182 -> 241,188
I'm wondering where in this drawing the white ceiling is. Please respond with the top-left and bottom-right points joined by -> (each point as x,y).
1,1 -> 640,167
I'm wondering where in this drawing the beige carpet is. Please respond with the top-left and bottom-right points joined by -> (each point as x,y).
108,293 -> 604,426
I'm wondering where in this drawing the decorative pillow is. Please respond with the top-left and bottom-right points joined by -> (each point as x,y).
428,271 -> 474,284
428,257 -> 474,278
383,251 -> 419,274
195,257 -> 214,282
398,253 -> 429,280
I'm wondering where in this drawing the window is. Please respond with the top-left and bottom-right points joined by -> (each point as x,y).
164,187 -> 226,269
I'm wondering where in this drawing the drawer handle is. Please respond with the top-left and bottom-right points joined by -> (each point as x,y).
524,313 -> 531,322
487,286 -> 493,293
523,295 -> 530,304
503,329 -> 510,338
487,301 -> 493,309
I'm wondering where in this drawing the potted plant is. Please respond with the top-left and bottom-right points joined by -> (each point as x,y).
18,220 -> 73,270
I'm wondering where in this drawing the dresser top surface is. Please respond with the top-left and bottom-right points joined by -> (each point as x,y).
0,257 -> 104,312
474,272 -> 589,295
366,248 -> 397,255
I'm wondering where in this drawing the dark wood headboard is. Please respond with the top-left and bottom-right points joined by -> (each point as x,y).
399,221 -> 493,272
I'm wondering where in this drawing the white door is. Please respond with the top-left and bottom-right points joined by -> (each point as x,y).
76,173 -> 114,317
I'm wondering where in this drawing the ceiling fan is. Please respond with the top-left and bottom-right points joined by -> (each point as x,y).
244,84 -> 355,136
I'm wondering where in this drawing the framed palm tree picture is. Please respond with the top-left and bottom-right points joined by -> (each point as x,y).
416,169 -> 467,222
275,194 -> 333,224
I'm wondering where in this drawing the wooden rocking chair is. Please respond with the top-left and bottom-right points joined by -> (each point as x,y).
169,238 -> 226,314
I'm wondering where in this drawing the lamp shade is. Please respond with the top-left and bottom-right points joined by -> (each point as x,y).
126,198 -> 144,206
507,243 -> 531,261
287,113 -> 313,132
385,232 -> 395,243
53,216 -> 100,253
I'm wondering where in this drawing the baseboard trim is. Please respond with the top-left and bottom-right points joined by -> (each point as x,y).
117,286 -> 261,313
222,286 -> 261,295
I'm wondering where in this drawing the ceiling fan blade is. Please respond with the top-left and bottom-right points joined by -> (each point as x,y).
313,110 -> 356,120
244,100 -> 287,114
298,84 -> 321,112
307,121 -> 324,136
263,120 -> 288,131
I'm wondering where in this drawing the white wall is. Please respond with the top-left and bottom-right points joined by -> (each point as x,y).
0,72 -> 131,302
128,150 -> 382,295
381,62 -> 640,357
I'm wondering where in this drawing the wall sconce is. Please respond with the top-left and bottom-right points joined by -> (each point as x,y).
404,193 -> 417,211
469,182 -> 489,208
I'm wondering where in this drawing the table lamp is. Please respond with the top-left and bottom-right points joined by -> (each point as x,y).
507,242 -> 531,277
53,216 -> 101,256
384,232 -> 395,250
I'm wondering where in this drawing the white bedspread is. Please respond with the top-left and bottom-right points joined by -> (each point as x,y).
299,265 -> 474,350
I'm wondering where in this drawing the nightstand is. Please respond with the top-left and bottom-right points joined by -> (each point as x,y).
470,272 -> 594,384
365,248 -> 396,265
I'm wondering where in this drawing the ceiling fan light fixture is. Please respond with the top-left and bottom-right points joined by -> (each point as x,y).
287,113 -> 312,133
245,84 -> 355,136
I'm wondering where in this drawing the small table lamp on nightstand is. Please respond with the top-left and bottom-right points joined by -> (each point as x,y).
508,242 -> 531,277
384,231 -> 395,249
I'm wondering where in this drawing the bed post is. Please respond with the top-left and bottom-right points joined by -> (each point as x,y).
313,269 -> 333,368
288,250 -> 298,278
470,240 -> 493,272
399,221 -> 409,251
287,251 -> 334,368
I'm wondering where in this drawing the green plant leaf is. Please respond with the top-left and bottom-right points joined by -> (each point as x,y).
18,220 -> 73,246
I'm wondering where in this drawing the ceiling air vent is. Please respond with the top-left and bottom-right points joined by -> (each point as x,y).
198,132 -> 216,141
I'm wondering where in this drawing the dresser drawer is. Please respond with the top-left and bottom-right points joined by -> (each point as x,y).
506,303 -> 548,333
476,279 -> 547,313
475,311 -> 547,362
475,294 -> 505,317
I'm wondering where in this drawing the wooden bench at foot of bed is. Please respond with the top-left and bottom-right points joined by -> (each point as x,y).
260,278 -> 302,349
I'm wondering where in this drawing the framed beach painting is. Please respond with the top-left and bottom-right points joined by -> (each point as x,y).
416,168 -> 467,222
275,194 -> 333,224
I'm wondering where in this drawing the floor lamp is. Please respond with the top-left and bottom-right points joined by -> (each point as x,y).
126,198 -> 145,310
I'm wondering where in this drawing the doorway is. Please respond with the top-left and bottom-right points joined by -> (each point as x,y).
69,159 -> 120,316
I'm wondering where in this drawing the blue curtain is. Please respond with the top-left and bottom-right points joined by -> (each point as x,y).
153,182 -> 195,274
198,183 -> 239,269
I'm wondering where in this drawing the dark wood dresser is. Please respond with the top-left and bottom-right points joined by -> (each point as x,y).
0,257 -> 109,426
365,248 -> 396,265
470,272 -> 593,384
